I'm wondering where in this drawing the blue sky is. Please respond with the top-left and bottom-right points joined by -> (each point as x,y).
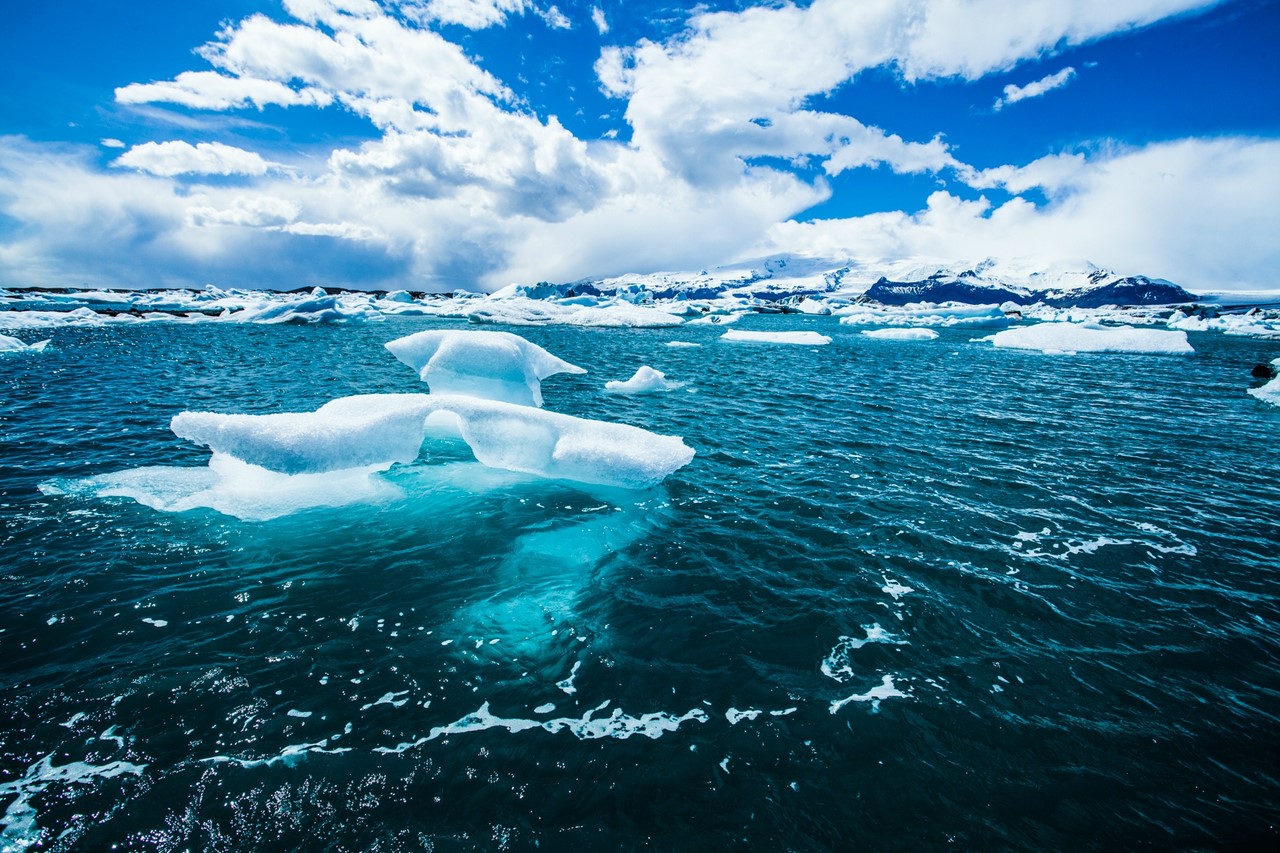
1,0 -> 1277,292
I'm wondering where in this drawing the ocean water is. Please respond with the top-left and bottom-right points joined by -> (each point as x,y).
2,315 -> 1279,850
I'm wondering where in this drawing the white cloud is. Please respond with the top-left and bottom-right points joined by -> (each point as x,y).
116,70 -> 333,111
187,195 -> 300,228
994,66 -> 1077,111
113,141 -> 276,177
591,6 -> 608,35
100,138 -> 126,149
766,138 -> 1280,291
401,0 -> 531,29
538,5 -> 571,30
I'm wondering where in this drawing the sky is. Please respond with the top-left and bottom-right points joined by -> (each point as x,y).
0,0 -> 1277,292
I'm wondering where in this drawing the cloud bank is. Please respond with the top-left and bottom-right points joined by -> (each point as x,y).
2,0 -> 1272,293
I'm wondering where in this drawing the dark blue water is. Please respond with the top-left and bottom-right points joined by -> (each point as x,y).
2,316 -> 1279,850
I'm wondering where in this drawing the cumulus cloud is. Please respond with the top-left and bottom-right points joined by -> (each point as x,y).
100,138 -> 126,149
113,141 -> 276,177
765,138 -> 1280,290
994,67 -> 1077,111
187,195 -> 301,228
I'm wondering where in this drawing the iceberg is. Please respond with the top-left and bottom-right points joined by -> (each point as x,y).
1249,358 -> 1280,408
0,334 -> 51,352
604,366 -> 684,394
720,329 -> 832,345
860,328 -> 939,341
171,393 -> 694,490
979,322 -> 1194,355
384,329 -> 585,407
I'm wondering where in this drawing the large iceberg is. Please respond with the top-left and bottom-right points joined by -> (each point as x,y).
980,323 -> 1194,355
384,330 -> 585,407
172,394 -> 694,490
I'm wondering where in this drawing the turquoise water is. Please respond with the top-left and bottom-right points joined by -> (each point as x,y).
2,316 -> 1279,849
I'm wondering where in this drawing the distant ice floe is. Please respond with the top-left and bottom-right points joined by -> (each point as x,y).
838,303 -> 1008,330
0,333 -> 50,353
860,328 -> 939,341
604,365 -> 684,394
468,298 -> 684,328
720,329 -> 832,345
980,322 -> 1194,355
384,329 -> 584,407
1249,358 -> 1280,408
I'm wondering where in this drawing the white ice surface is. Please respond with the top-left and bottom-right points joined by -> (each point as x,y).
170,393 -> 694,490
860,328 -> 939,341
980,322 -> 1193,355
1249,359 -> 1280,407
384,330 -> 584,407
604,365 -> 684,394
720,329 -> 831,345
0,334 -> 50,352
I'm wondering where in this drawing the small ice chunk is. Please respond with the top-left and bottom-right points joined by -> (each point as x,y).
0,334 -> 51,353
384,330 -> 585,407
141,617 -> 168,627
860,328 -> 938,341
604,365 -> 684,394
666,341 -> 701,348
980,322 -> 1193,355
286,709 -> 312,718
720,329 -> 831,345
1249,373 -> 1280,407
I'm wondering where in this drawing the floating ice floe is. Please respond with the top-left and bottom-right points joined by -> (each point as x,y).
0,333 -> 50,352
837,303 -> 1009,330
604,365 -> 684,394
172,394 -> 695,491
720,329 -> 832,345
226,289 -> 383,324
467,297 -> 683,327
1248,358 -> 1280,408
860,328 -> 939,341
385,329 -> 584,407
979,322 -> 1194,355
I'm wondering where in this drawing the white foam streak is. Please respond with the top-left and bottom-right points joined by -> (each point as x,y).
422,701 -> 710,743
0,755 -> 146,852
830,674 -> 909,714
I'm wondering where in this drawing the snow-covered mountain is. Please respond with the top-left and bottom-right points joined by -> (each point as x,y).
518,255 -> 1197,307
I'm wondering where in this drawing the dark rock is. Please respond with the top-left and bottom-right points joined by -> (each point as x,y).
1251,363 -> 1277,379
